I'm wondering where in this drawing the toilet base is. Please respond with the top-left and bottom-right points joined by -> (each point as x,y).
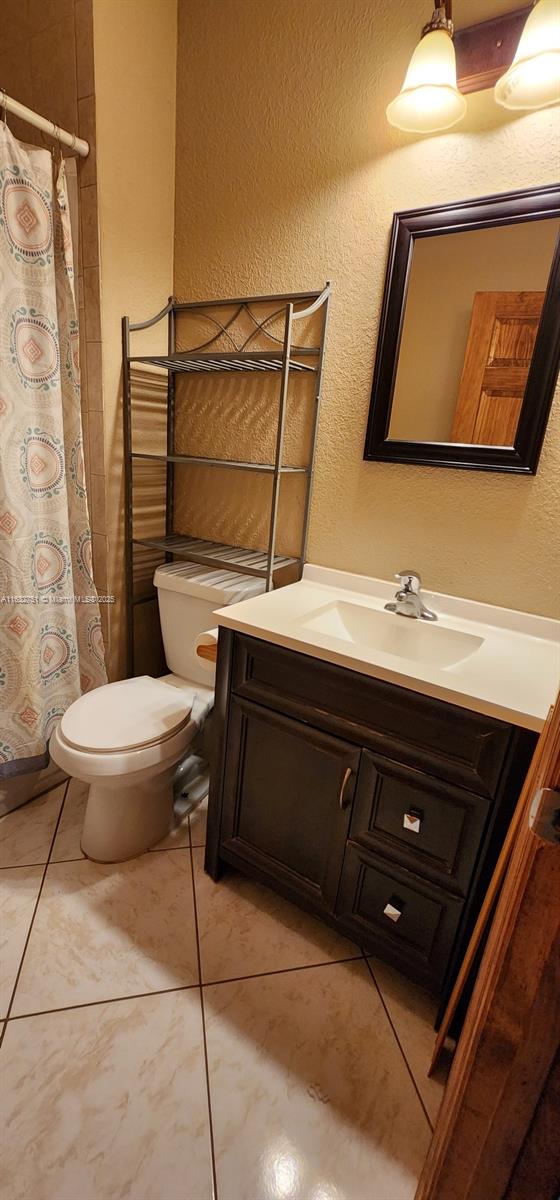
82,772 -> 176,863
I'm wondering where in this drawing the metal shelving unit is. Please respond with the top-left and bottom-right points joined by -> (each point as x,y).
130,452 -> 309,475
122,284 -> 331,675
130,349 -> 319,373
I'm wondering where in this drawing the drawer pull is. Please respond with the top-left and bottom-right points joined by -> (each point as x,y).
339,766 -> 353,810
383,898 -> 403,923
403,808 -> 423,834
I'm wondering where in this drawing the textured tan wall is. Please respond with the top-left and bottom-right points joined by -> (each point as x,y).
174,0 -> 560,618
390,218 -> 560,442
93,0 -> 177,678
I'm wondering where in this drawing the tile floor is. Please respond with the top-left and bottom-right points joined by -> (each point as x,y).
0,779 -> 448,1200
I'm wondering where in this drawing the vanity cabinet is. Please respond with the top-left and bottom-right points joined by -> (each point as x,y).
206,629 -> 536,1003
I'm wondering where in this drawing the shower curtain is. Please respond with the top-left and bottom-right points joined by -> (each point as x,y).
0,122 -> 106,779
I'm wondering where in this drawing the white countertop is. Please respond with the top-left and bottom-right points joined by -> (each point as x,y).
214,565 -> 560,732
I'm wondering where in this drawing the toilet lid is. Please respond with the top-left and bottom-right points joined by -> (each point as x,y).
60,676 -> 194,753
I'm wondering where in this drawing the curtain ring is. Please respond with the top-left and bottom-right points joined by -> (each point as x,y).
71,131 -> 77,153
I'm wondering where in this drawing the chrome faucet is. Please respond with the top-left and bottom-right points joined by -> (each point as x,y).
385,570 -> 437,622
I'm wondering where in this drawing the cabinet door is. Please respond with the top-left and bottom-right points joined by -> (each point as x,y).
220,697 -> 361,912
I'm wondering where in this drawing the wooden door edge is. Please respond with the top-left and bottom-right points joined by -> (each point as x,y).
416,697 -> 560,1200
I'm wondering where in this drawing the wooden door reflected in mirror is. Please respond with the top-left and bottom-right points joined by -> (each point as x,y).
452,290 -> 544,447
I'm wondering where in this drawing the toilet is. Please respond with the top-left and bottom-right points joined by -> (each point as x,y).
50,563 -> 265,862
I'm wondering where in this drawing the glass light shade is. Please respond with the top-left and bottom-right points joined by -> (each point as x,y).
386,29 -> 467,133
494,0 -> 560,110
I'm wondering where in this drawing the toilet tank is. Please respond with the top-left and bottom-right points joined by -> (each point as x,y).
153,562 -> 266,686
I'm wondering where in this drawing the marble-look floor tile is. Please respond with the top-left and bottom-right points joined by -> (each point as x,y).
0,866 -> 43,1018
0,785 -> 65,868
205,959 -> 432,1200
368,958 -> 448,1126
11,849 -> 199,1015
151,812 -> 190,851
50,779 -> 88,862
193,848 -> 359,984
0,990 -> 213,1200
189,795 -> 207,847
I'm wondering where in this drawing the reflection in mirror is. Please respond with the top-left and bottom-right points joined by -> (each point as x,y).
388,218 -> 560,447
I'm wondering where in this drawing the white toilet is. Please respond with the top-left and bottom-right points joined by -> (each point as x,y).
50,563 -> 264,862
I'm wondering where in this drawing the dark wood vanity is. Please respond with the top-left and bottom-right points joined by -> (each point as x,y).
206,628 -> 536,1013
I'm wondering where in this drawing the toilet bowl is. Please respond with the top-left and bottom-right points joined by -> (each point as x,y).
50,564 -> 265,861
50,674 -> 203,861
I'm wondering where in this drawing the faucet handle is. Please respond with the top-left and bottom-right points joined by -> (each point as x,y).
395,569 -> 422,592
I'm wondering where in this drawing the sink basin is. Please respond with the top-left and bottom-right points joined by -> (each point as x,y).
301,601 -> 484,669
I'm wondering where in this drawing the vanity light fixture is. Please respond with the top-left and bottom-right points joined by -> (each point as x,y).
494,0 -> 560,111
386,0 -> 467,134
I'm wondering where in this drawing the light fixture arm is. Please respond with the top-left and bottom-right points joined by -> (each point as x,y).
423,0 -> 454,38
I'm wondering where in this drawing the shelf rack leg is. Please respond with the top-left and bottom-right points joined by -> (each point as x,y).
166,299 -> 176,555
122,315 -> 134,677
266,302 -> 294,591
300,284 -> 331,567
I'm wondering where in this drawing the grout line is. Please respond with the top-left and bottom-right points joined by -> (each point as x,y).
363,954 -> 435,1133
188,843 -> 219,1200
188,819 -> 206,851
45,847 -> 192,867
45,782 -> 69,869
3,954 -> 369,1024
4,980 -> 201,1024
41,855 -> 85,866
0,779 -> 69,870
147,841 -> 191,854
201,953 -> 366,991
0,860 -> 63,871
143,844 -> 190,855
0,776 -> 67,815
0,779 -> 70,1050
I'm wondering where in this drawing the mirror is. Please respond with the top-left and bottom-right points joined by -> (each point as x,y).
364,186 -> 560,474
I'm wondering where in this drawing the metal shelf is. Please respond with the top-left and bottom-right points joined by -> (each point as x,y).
131,451 -> 309,474
122,284 -> 331,674
132,535 -> 299,579
129,349 -> 318,374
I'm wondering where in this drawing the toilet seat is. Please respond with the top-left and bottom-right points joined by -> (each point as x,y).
60,675 -> 194,754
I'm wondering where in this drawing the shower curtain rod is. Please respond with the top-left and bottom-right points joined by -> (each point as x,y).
1,90 -> 89,157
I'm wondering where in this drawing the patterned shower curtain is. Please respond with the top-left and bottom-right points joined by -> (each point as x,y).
0,122 -> 106,779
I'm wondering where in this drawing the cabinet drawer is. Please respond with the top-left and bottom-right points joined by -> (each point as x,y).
231,634 -> 514,798
351,752 -> 490,896
335,845 -> 463,990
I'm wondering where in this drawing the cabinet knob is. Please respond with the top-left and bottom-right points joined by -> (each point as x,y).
403,808 -> 423,834
339,766 -> 353,810
383,897 -> 403,923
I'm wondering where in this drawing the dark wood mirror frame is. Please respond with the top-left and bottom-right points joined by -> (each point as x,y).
363,185 -> 560,475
